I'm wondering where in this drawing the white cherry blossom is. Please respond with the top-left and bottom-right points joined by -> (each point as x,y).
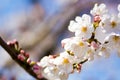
90,3 -> 108,16
63,37 -> 89,59
105,33 -> 120,56
68,14 -> 94,39
39,54 -> 71,80
100,14 -> 120,34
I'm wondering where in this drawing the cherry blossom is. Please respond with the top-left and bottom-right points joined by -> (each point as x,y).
68,14 -> 94,39
90,3 -> 108,16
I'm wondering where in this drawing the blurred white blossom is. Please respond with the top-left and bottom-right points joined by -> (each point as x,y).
90,3 -> 108,16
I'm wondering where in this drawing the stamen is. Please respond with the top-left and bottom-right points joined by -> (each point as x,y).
63,58 -> 69,64
81,27 -> 87,33
79,41 -> 84,46
111,21 -> 117,28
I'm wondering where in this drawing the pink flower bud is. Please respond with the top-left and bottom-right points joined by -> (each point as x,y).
94,15 -> 101,22
37,74 -> 43,79
11,41 -> 15,45
7,41 -> 14,47
91,41 -> 99,49
17,54 -> 25,61
33,64 -> 40,70
33,69 -> 39,74
7,41 -> 11,46
27,58 -> 31,64
49,55 -> 58,59
25,53 -> 29,58
20,57 -> 25,61
20,50 -> 25,55
13,39 -> 19,47
13,39 -> 18,44
17,54 -> 21,60
76,64 -> 82,73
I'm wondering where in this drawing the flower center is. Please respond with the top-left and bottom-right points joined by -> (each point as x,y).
111,21 -> 117,28
79,41 -> 84,46
53,67 -> 58,72
63,58 -> 69,64
113,36 -> 119,42
87,49 -> 92,54
81,26 -> 87,32
101,47 -> 106,51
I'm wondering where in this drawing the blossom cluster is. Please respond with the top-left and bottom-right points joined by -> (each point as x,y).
39,3 -> 120,80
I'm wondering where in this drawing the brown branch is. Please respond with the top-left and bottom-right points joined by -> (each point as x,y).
0,36 -> 47,80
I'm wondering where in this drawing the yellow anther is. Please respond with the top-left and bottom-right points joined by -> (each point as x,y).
67,51 -> 74,56
63,58 -> 69,64
113,36 -> 119,42
101,47 -> 106,51
87,49 -> 92,54
79,41 -> 84,46
111,21 -> 117,28
53,67 -> 58,72
81,26 -> 87,32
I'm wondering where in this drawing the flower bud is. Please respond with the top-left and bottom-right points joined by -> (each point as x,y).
27,58 -> 31,64
30,61 -> 36,66
25,53 -> 29,58
94,15 -> 101,22
7,41 -> 11,46
17,54 -> 25,61
37,74 -> 43,79
20,50 -> 25,55
13,39 -> 18,45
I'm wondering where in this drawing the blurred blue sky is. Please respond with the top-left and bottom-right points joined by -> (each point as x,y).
0,0 -> 60,28
0,0 -> 60,17
0,0 -> 28,27
69,53 -> 120,80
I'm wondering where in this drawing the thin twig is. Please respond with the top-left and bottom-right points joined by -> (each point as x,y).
0,36 -> 47,80
80,59 -> 88,64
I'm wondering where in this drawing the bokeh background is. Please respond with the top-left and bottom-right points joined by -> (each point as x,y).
0,0 -> 120,80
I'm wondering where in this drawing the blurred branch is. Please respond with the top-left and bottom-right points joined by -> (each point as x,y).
18,0 -> 96,50
32,0 -> 97,59
0,36 -> 47,80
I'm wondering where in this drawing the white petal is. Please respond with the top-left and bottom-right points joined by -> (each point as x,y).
75,16 -> 82,22
118,4 -> 120,11
68,21 -> 79,32
95,27 -> 109,43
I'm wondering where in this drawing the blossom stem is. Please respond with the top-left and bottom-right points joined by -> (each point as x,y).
0,36 -> 47,80
79,59 -> 88,64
